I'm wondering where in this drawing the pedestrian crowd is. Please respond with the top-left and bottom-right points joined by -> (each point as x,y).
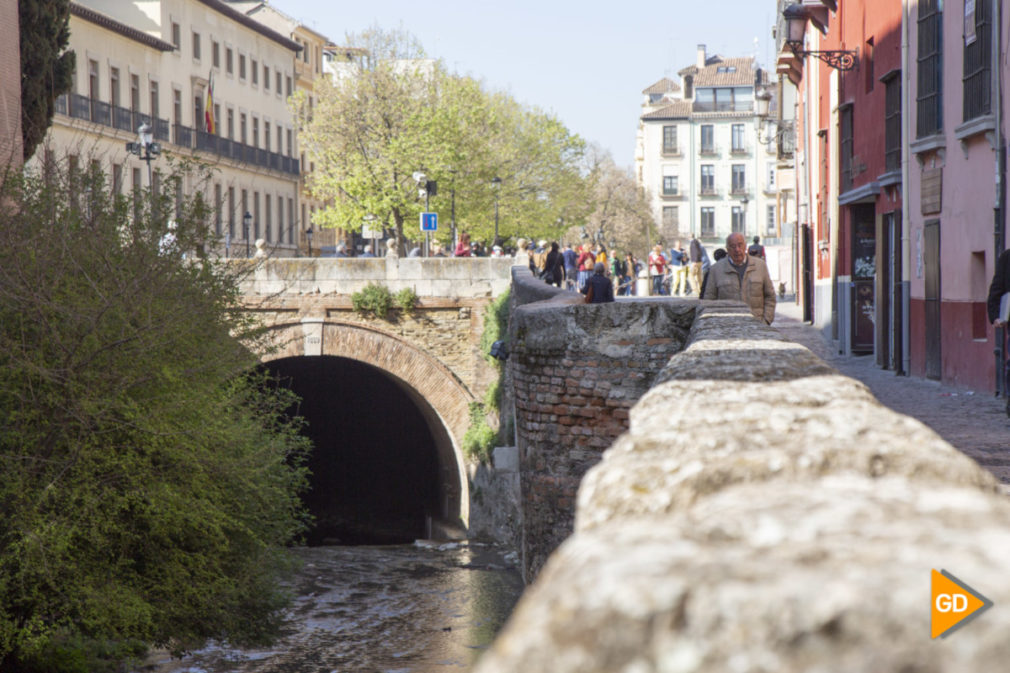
324,230 -> 776,320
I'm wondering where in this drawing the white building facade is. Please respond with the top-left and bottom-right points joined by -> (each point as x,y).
636,45 -> 781,254
39,0 -> 302,257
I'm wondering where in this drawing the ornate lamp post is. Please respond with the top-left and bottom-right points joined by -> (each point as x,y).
782,3 -> 858,70
125,122 -> 161,186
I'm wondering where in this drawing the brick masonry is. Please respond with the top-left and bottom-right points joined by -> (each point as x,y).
508,268 -> 695,580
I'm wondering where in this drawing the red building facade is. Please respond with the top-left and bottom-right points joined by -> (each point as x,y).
781,0 -> 1010,393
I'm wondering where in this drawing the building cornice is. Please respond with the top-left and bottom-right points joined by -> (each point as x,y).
70,3 -> 176,51
196,0 -> 302,53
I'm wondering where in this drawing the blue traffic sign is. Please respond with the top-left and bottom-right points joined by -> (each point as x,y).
420,212 -> 438,231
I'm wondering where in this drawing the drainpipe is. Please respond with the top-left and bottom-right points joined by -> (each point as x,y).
993,0 -> 1005,395
900,0 -> 912,376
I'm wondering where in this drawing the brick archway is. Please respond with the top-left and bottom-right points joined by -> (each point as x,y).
260,320 -> 473,529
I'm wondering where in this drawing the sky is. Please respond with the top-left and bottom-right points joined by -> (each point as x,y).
272,0 -> 780,169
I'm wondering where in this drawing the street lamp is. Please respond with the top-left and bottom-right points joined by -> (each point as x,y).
243,211 -> 252,257
782,3 -> 858,70
125,123 -> 161,186
491,176 -> 502,242
755,89 -> 796,151
305,226 -> 314,257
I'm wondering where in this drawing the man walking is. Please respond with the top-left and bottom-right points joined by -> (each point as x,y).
702,232 -> 776,324
562,243 -> 578,290
669,241 -> 689,296
689,235 -> 705,296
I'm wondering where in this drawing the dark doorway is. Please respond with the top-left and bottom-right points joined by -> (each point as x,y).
924,220 -> 942,379
262,356 -> 441,545
876,210 -> 903,371
851,205 -> 876,354
802,224 -> 814,323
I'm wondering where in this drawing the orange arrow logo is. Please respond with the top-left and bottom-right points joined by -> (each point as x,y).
931,569 -> 993,638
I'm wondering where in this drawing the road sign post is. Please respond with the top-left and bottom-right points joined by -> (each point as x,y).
420,212 -> 437,258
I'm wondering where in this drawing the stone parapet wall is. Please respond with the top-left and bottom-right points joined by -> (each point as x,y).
508,266 -> 695,580
238,257 -> 514,298
475,304 -> 1010,672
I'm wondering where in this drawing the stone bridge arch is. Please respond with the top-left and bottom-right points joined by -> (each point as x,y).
260,319 -> 474,531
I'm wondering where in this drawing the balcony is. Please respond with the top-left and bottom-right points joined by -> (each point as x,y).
729,143 -> 752,156
661,146 -> 682,157
54,93 -> 300,177
731,186 -> 750,197
661,189 -> 685,200
699,144 -> 720,157
699,185 -> 719,197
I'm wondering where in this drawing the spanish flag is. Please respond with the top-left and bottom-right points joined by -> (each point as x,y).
205,72 -> 216,134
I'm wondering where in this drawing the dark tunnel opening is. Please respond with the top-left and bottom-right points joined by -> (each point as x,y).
261,355 -> 443,546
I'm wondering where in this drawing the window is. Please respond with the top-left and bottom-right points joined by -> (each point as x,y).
228,186 -> 235,237
226,47 -> 233,75
240,113 -> 247,144
662,175 -> 679,196
276,124 -> 282,152
265,194 -> 272,242
287,129 -> 293,156
884,74 -> 902,171
130,74 -> 140,112
662,206 -> 679,231
278,194 -> 285,244
694,86 -> 753,112
916,0 -> 943,137
150,80 -> 159,118
840,104 -> 854,192
766,204 -> 777,235
700,125 -> 715,153
731,206 -> 746,233
288,198 -> 295,243
239,54 -> 246,80
716,66 -> 737,74
212,41 -> 220,68
767,162 -> 776,191
701,207 -> 715,236
731,165 -> 746,194
864,37 -> 875,93
701,165 -> 715,194
172,88 -> 182,125
193,92 -> 203,133
241,189 -> 249,237
88,59 -> 99,99
193,32 -> 201,60
251,59 -> 258,85
662,125 -> 678,153
264,123 -> 270,153
171,22 -> 180,49
214,183 -> 223,235
264,65 -> 270,91
227,108 -> 234,139
112,164 -> 123,194
110,67 -> 120,107
286,76 -> 292,97
731,124 -> 745,152
252,117 -> 259,148
276,70 -> 282,94
963,0 -> 992,121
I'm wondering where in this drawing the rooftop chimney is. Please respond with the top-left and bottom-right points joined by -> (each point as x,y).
697,44 -> 706,69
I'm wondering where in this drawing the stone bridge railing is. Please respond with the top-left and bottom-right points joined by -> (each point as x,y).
237,257 -> 513,298
485,273 -> 1010,671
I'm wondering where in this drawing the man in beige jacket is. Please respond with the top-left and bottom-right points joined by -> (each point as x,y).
701,232 -> 776,324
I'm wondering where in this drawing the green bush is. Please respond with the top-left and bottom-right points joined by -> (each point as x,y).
352,283 -> 394,318
0,162 -> 310,671
394,286 -> 419,312
479,289 -> 511,368
462,402 -> 497,463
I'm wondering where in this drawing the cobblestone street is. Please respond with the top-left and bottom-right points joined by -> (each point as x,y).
773,300 -> 1010,484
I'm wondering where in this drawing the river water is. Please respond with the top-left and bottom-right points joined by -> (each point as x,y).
141,542 -> 524,673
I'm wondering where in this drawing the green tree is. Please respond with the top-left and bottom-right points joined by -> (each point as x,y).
297,27 -> 590,249
0,160 -> 311,671
577,145 -> 658,256
19,0 -> 75,161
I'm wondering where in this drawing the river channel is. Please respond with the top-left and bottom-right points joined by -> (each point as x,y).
140,542 -> 524,673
